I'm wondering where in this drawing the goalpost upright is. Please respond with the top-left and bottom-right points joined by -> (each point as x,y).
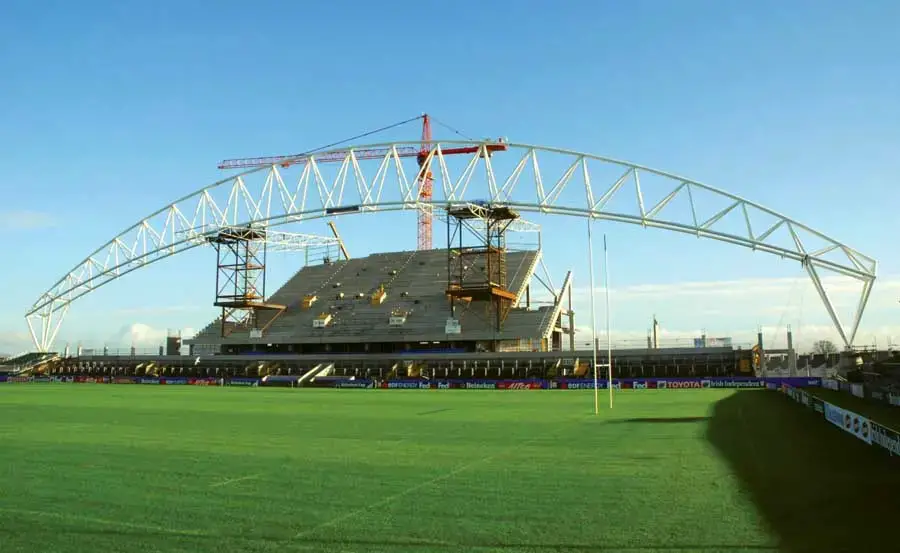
588,221 -> 614,414
604,234 -> 612,409
588,219 -> 599,415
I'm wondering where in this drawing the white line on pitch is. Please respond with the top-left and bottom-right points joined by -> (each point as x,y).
209,473 -> 262,488
292,439 -> 538,541
0,507 -> 208,537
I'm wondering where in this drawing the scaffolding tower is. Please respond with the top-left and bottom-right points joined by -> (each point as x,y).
445,203 -> 520,334
207,226 -> 285,337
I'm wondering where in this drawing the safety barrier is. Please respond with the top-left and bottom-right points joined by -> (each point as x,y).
782,384 -> 900,457
820,378 -> 900,408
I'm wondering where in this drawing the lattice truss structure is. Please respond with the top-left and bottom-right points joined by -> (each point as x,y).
27,141 -> 876,351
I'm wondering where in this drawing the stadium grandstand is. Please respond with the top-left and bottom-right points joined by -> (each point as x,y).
38,342 -> 850,381
188,247 -> 557,355
0,352 -> 58,375
44,347 -> 748,382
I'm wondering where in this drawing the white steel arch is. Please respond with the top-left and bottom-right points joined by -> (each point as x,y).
26,140 -> 876,352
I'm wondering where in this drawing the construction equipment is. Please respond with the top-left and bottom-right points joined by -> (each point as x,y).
206,226 -> 285,338
327,221 -> 350,260
418,116 -> 434,251
370,285 -> 387,306
217,115 -> 508,251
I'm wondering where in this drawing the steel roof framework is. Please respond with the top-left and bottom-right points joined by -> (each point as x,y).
26,140 -> 876,352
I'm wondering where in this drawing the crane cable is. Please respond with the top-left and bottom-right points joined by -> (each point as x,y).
768,276 -> 803,348
282,113 -> 481,164
430,115 -> 476,141
287,115 -> 424,160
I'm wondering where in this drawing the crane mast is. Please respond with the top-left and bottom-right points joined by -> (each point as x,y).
417,115 -> 434,250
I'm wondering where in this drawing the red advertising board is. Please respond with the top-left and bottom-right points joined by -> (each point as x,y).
495,381 -> 542,390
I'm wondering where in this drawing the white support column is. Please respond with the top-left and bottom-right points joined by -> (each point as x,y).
26,315 -> 42,352
848,276 -> 875,346
45,303 -> 70,353
804,260 -> 849,348
40,311 -> 51,351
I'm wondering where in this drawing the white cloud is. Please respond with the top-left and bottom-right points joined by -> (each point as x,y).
0,210 -> 56,230
569,322 -> 900,353
557,274 -> 900,352
107,323 -> 197,347
111,306 -> 202,316
572,325 -> 709,349
571,275 -> 900,300
0,331 -> 34,356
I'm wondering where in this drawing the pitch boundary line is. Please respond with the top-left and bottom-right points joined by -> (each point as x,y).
209,472 -> 262,488
0,506 -> 209,537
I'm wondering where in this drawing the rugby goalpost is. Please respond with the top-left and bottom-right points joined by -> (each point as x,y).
587,222 -> 613,413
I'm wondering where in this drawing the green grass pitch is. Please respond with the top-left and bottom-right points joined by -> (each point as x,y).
1,386 -> 899,553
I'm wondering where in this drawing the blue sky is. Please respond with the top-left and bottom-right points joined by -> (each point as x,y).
1,0 -> 899,354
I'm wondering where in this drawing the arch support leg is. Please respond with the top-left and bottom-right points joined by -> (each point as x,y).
25,302 -> 69,353
848,276 -> 874,347
804,260 -> 875,350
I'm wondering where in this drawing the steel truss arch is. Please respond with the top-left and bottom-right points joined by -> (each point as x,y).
27,140 -> 876,352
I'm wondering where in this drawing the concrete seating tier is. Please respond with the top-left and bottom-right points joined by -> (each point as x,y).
189,249 -> 550,346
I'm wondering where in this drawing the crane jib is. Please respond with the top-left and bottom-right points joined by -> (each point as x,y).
218,143 -> 508,170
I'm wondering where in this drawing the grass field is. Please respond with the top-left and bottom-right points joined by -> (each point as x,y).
1,386 -> 899,553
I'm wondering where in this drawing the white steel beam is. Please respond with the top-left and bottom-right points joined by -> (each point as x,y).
805,259 -> 849,348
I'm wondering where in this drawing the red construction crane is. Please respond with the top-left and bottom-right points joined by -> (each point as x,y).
217,115 -> 507,250
418,115 -> 434,251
